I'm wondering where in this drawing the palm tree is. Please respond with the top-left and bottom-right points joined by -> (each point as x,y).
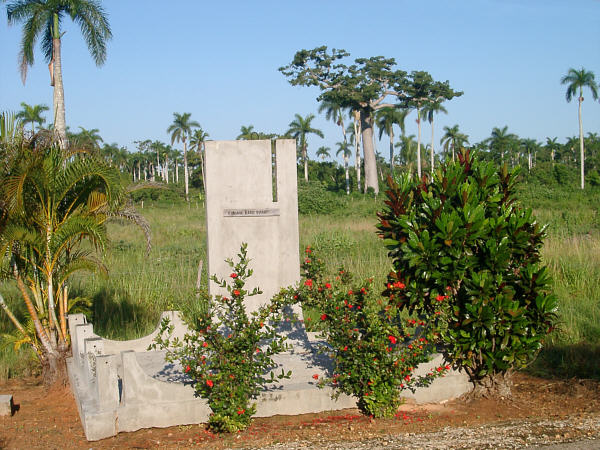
190,127 -> 210,193
6,0 -> 112,149
286,113 -> 324,182
316,146 -> 331,161
319,99 -> 348,145
348,113 -> 362,191
395,134 -> 417,169
421,102 -> 447,173
73,126 -> 103,151
0,142 -> 126,386
16,102 -> 49,133
545,137 -> 559,163
375,107 -> 409,172
336,141 -> 352,195
441,125 -> 469,162
167,112 -> 199,201
237,125 -> 261,140
486,126 -> 516,165
520,138 -> 539,172
561,68 -> 598,189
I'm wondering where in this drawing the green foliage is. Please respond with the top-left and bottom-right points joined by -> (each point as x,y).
377,149 -> 558,387
296,247 -> 447,418
152,244 -> 292,433
298,181 -> 346,215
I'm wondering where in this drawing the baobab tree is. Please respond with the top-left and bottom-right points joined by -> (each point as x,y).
280,47 -> 461,193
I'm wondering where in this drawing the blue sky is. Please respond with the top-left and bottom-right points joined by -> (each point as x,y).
1,0 -> 599,161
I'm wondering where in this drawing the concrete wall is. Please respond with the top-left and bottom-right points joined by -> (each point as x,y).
204,139 -> 300,313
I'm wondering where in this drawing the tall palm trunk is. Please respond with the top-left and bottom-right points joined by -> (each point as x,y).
416,106 -> 422,178
578,94 -> 585,189
389,126 -> 394,173
51,14 -> 67,149
183,139 -> 189,201
303,141 -> 308,182
359,109 -> 378,195
353,111 -> 362,191
430,116 -> 435,173
343,154 -> 350,195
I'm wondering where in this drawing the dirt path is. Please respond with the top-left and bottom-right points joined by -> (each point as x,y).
1,373 -> 599,449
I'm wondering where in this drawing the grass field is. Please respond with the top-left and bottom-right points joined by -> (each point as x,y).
1,188 -> 599,380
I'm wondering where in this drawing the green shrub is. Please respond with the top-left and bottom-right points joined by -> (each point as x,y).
296,247 -> 447,417
152,244 -> 291,433
297,181 -> 346,215
377,149 -> 558,397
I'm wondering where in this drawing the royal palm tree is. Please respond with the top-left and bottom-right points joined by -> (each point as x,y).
6,0 -> 112,149
395,134 -> 417,169
520,138 -> 539,172
441,125 -> 469,162
375,107 -> 408,172
486,126 -> 516,165
316,146 -> 331,161
167,112 -> 199,201
237,125 -> 260,140
16,102 -> 49,133
286,113 -> 324,182
561,67 -> 598,189
545,137 -> 559,163
336,141 -> 352,195
421,102 -> 447,173
190,127 -> 210,193
73,126 -> 103,151
319,99 -> 348,145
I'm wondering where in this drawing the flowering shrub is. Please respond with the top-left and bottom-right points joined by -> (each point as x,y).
152,244 -> 292,433
377,149 -> 558,397
296,247 -> 448,418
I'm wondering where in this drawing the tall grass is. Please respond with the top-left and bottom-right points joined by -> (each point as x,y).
1,190 -> 599,380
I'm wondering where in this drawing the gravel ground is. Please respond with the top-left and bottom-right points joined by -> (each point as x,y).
252,414 -> 600,450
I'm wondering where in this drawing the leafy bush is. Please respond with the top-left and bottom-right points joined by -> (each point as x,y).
152,244 -> 291,433
296,247 -> 447,417
297,181 -> 346,215
377,149 -> 558,397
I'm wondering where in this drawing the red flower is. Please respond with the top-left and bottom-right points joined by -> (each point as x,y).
259,322 -> 264,328
360,287 -> 366,294
185,365 -> 191,373
305,279 -> 313,288
436,294 -> 445,302
202,341 -> 208,348
256,348 -> 261,353
325,282 -> 332,289
305,246 -> 312,254
233,289 -> 241,296
230,273 -> 238,278
348,290 -> 353,295
342,346 -> 348,351
206,379 -> 214,388
388,335 -> 397,344
312,374 -> 319,380
393,281 -> 405,289
305,258 -> 311,264
320,314 -> 327,321
237,409 -> 245,415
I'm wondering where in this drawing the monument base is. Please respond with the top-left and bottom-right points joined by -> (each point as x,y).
67,312 -> 472,441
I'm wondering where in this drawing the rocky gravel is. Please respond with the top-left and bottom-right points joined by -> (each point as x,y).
254,414 -> 600,450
